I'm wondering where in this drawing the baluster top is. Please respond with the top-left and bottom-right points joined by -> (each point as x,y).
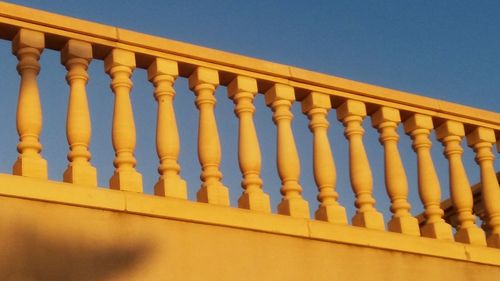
0,2 -> 498,131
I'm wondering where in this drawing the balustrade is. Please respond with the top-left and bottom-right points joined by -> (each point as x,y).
105,48 -> 143,192
467,127 -> 500,247
372,107 -> 419,235
337,100 -> 385,230
302,92 -> 347,224
62,39 -> 97,186
12,29 -> 47,179
148,58 -> 187,199
189,67 -> 230,206
228,76 -> 271,212
404,114 -> 454,240
265,84 -> 310,218
436,121 -> 486,245
0,3 -> 499,253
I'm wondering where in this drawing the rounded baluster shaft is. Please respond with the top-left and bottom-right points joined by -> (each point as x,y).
62,40 -> 97,186
12,29 -> 47,179
404,114 -> 453,240
467,127 -> 500,248
372,107 -> 419,235
302,92 -> 347,224
189,67 -> 229,206
337,100 -> 384,230
148,58 -> 187,199
265,84 -> 309,218
436,121 -> 486,245
104,49 -> 143,192
228,76 -> 270,212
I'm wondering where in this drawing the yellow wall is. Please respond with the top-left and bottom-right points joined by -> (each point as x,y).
1,181 -> 499,281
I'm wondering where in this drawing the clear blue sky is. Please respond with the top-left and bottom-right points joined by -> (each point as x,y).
0,0 -> 498,220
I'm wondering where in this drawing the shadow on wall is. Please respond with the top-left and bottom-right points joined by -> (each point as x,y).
0,221 -> 153,281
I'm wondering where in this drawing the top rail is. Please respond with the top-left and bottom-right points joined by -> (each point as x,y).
0,1 -> 498,132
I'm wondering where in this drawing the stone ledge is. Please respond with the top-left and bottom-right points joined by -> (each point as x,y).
0,173 -> 499,267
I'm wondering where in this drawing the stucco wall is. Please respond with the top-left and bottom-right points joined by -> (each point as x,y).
1,195 -> 499,281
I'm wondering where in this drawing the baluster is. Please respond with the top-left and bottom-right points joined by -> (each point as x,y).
61,40 -> 97,186
302,92 -> 347,224
188,67 -> 229,206
436,121 -> 486,245
467,127 -> 500,247
228,76 -> 270,212
337,100 -> 384,230
12,29 -> 47,179
265,84 -> 309,218
148,58 -> 187,199
104,49 -> 143,192
372,107 -> 419,235
404,114 -> 453,240
476,208 -> 491,237
496,136 -> 500,235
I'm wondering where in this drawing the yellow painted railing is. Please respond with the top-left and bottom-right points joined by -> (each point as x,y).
0,1 -> 499,254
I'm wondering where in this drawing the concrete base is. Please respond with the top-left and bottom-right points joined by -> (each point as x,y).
154,176 -> 187,199
388,216 -> 420,236
1,190 -> 499,281
238,191 -> 271,213
109,169 -> 143,192
278,197 -> 310,219
352,210 -> 385,230
197,183 -> 230,206
455,227 -> 487,246
421,221 -> 454,241
13,156 -> 47,180
487,233 -> 500,248
315,204 -> 348,224
63,164 -> 97,187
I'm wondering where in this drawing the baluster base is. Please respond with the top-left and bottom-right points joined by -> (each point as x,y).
238,191 -> 271,213
154,177 -> 187,199
197,183 -> 230,206
109,169 -> 143,193
13,156 -> 48,180
388,216 -> 420,236
421,221 -> 454,241
352,211 -> 385,230
486,233 -> 500,248
315,205 -> 348,224
278,198 -> 310,219
63,164 -> 97,187
455,227 -> 486,246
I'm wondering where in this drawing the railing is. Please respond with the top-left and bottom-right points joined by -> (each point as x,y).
418,172 -> 500,238
0,2 -> 499,250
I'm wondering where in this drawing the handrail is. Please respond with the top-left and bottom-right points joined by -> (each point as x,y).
0,1 -> 498,131
0,1 -> 499,251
